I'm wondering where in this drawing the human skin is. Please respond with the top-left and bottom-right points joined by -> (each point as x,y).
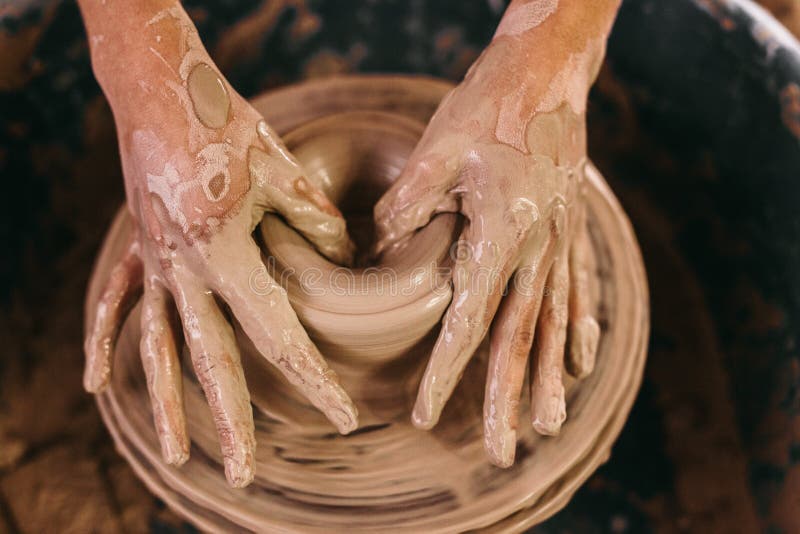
77,0 -> 358,487
80,0 -> 620,482
374,0 -> 622,467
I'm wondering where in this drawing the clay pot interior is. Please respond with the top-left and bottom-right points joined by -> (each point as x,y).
261,110 -> 460,363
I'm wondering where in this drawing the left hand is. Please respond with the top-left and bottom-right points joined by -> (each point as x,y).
374,45 -> 601,467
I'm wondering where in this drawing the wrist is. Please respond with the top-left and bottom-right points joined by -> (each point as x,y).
464,33 -> 603,122
79,0 -> 212,111
450,39 -> 588,159
475,0 -> 620,112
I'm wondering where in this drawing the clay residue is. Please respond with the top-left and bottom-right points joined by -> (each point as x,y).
494,0 -> 559,38
196,143 -> 232,203
494,87 -> 532,153
475,2 -> 612,156
293,176 -> 341,217
207,173 -> 226,199
535,38 -> 604,116
186,62 -> 230,129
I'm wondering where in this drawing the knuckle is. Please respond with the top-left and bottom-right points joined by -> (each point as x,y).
505,197 -> 540,236
512,327 -> 535,355
546,305 -> 568,328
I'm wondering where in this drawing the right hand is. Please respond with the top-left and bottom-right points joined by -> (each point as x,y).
83,54 -> 358,488
374,33 -> 602,467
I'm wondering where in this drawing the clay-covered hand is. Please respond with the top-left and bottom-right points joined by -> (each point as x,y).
80,2 -> 357,487
374,1 -> 615,467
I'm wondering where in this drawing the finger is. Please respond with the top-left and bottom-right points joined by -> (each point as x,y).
530,248 -> 569,436
412,229 -> 516,430
280,174 -> 355,266
252,120 -> 355,266
567,207 -> 600,378
84,241 -> 143,393
139,275 -> 189,466
173,280 -> 255,488
215,244 -> 358,434
483,236 -> 556,467
373,151 -> 458,255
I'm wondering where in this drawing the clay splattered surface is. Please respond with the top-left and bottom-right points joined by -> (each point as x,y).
1,0 -> 800,532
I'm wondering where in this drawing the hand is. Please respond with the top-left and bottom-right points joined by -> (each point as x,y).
83,58 -> 358,487
374,45 -> 601,467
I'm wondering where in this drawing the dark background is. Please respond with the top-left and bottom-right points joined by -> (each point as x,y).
1,0 -> 799,532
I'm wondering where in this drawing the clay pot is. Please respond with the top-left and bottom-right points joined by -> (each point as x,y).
262,109 -> 458,365
92,75 -> 648,532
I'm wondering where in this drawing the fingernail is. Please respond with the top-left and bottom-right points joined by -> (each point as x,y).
486,424 -> 516,468
224,454 -> 254,488
498,427 -> 516,467
83,367 -> 109,393
532,390 -> 566,436
411,399 -> 438,430
568,316 -> 600,378
161,434 -> 190,466
334,404 -> 359,435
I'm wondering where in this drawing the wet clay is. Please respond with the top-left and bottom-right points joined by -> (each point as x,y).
91,76 -> 649,532
186,62 -> 230,129
79,0 -> 362,489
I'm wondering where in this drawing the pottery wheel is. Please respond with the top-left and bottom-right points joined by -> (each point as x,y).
92,76 -> 649,532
